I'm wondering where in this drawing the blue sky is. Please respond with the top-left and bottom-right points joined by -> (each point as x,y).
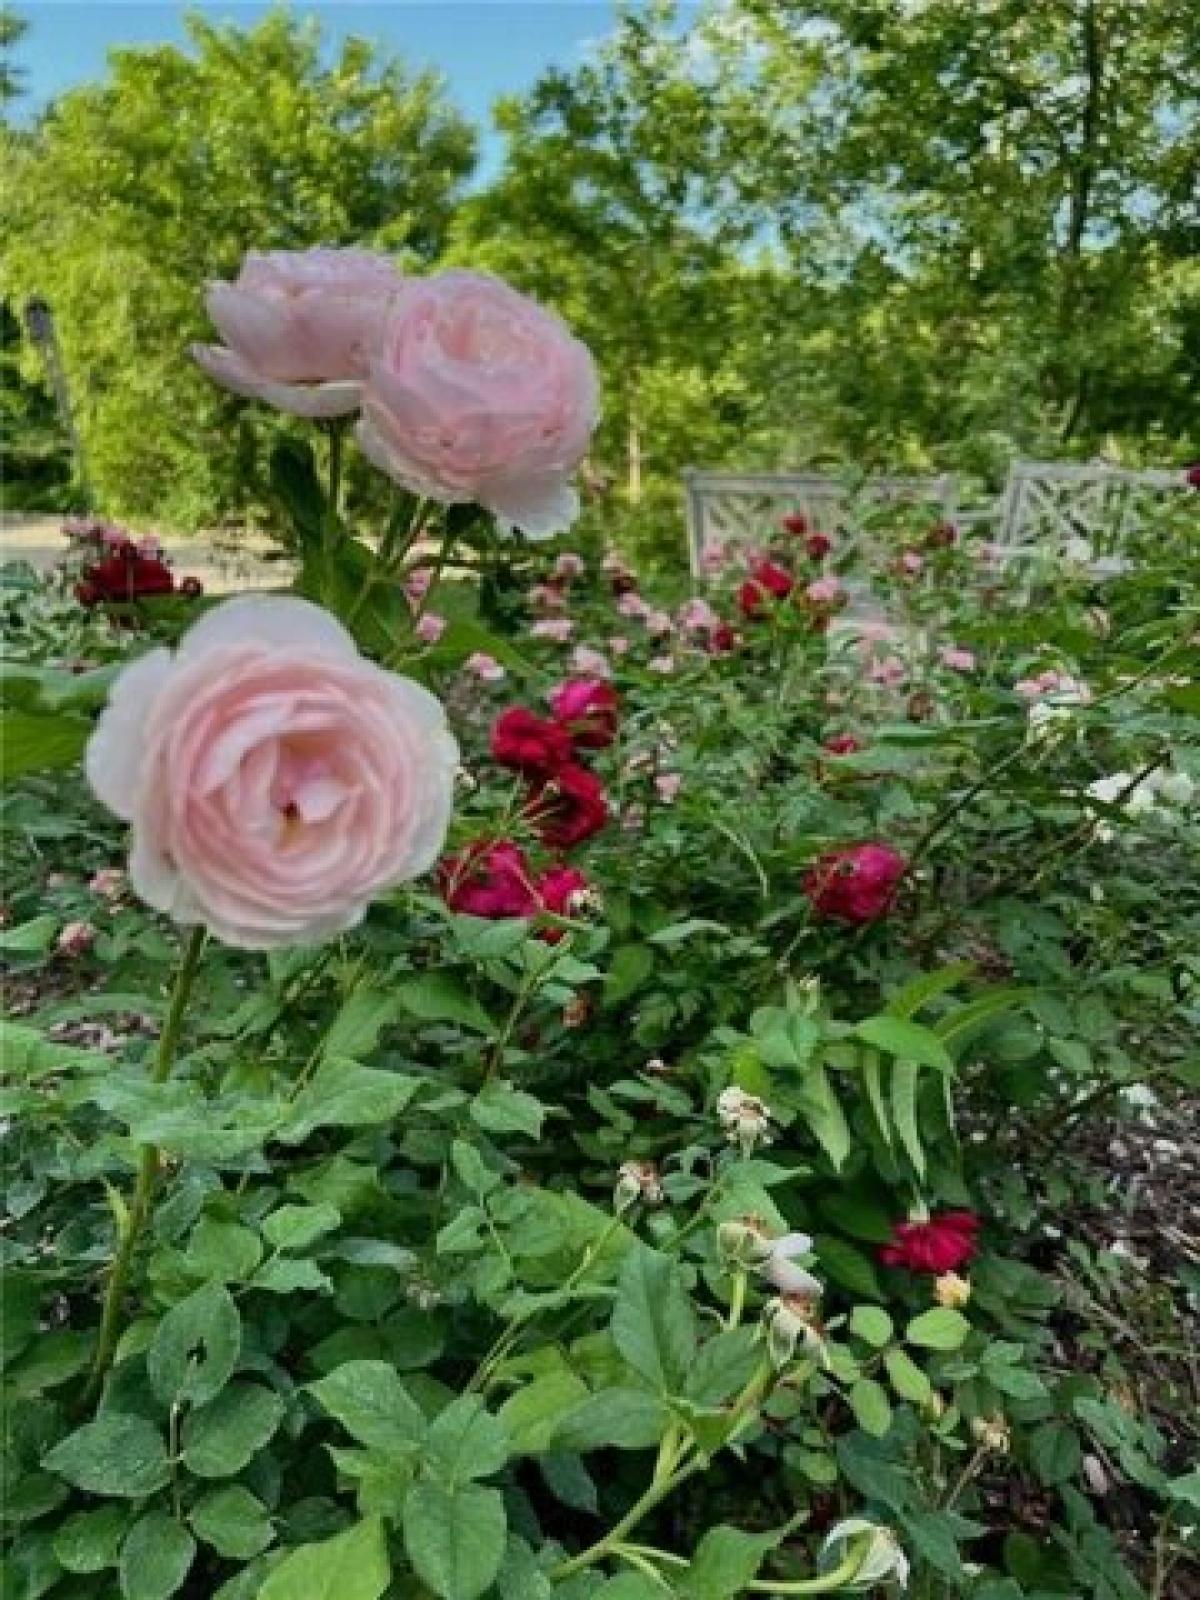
10,2 -> 702,170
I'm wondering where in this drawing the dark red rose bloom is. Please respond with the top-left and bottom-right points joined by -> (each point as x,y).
610,571 -> 639,596
78,552 -> 176,606
491,707 -> 574,776
781,512 -> 808,536
708,622 -> 739,654
550,678 -> 619,749
528,763 -> 608,848
805,532 -> 833,560
738,561 -> 793,620
879,1211 -> 980,1274
804,842 -> 906,924
536,864 -> 591,941
1186,463 -> 1200,491
928,520 -> 959,548
179,576 -> 204,598
823,733 -> 863,756
438,841 -> 538,919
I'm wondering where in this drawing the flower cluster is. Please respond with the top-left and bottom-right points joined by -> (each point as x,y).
193,252 -> 599,536
66,520 -> 203,609
1086,764 -> 1195,839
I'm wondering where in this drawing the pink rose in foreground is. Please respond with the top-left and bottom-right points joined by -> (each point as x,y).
357,271 -> 599,537
192,248 -> 401,417
85,596 -> 458,949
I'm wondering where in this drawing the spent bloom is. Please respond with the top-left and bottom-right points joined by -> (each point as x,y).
57,921 -> 96,958
358,271 -> 599,537
820,1521 -> 910,1591
553,551 -> 586,582
192,247 -> 402,417
764,1292 -> 826,1369
717,1086 -> 773,1155
85,596 -> 457,949
614,1160 -> 665,1212
804,575 -> 844,608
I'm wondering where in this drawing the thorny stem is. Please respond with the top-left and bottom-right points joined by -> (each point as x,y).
83,927 -> 207,1405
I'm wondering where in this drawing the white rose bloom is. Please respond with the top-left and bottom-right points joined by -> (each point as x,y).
821,1519 -> 910,1590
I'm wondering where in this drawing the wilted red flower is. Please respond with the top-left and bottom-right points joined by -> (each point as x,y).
438,841 -> 538,919
490,708 -> 574,776
550,678 -> 619,749
804,842 -> 905,924
528,763 -> 608,848
879,1211 -> 980,1274
805,532 -> 832,560
823,733 -> 863,757
781,512 -> 808,536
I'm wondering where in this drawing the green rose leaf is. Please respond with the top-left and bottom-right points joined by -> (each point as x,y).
308,1360 -> 427,1453
146,1281 -> 241,1408
424,1394 -> 509,1486
181,1381 -> 285,1478
402,1481 -> 507,1600
258,1515 -> 391,1600
118,1513 -> 196,1600
610,1245 -> 697,1394
43,1414 -> 170,1497
906,1307 -> 971,1351
189,1485 -> 275,1560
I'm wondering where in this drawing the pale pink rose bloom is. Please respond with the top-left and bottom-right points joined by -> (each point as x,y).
57,921 -> 95,957
465,651 -> 506,682
617,591 -> 651,620
678,597 -> 719,633
570,645 -> 611,678
531,618 -> 575,643
99,527 -> 129,551
357,271 -> 599,538
137,536 -> 163,558
416,612 -> 447,645
939,645 -> 976,673
868,655 -> 907,687
553,552 -> 586,581
528,582 -> 569,612
900,550 -> 924,574
608,636 -> 631,656
648,655 -> 676,674
644,609 -> 674,637
655,772 -> 682,803
89,868 -> 127,900
192,248 -> 402,418
85,596 -> 457,950
806,576 -> 843,607
701,544 -> 729,575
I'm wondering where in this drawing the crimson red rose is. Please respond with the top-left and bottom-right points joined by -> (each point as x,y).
550,678 -> 619,749
804,842 -> 905,923
438,841 -> 538,919
491,707 -> 574,776
536,864 -> 590,941
708,622 -> 739,654
823,733 -> 862,756
738,561 -> 793,620
528,763 -> 608,848
805,532 -> 832,560
78,552 -> 176,606
879,1211 -> 980,1274
781,512 -> 808,536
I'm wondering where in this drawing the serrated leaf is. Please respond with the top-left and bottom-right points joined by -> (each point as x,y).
498,1372 -> 590,1455
189,1485 -> 274,1560
181,1381 -> 285,1478
424,1394 -> 509,1486
610,1246 -> 696,1394
258,1516 -> 390,1600
146,1281 -> 241,1408
402,1482 -> 506,1600
308,1360 -> 426,1453
906,1307 -> 971,1350
552,1387 -> 669,1452
394,973 -> 496,1034
119,1513 -> 195,1600
43,1415 -> 169,1497
889,1058 -> 926,1178
261,1203 -> 341,1252
278,1059 -> 421,1143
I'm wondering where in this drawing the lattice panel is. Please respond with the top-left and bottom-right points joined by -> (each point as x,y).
997,461 -> 1193,558
683,470 -> 958,576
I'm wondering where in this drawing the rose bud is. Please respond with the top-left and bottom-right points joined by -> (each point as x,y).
781,512 -> 808,536
805,532 -> 832,560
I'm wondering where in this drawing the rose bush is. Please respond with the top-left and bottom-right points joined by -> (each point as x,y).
1,257 -> 1197,1600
